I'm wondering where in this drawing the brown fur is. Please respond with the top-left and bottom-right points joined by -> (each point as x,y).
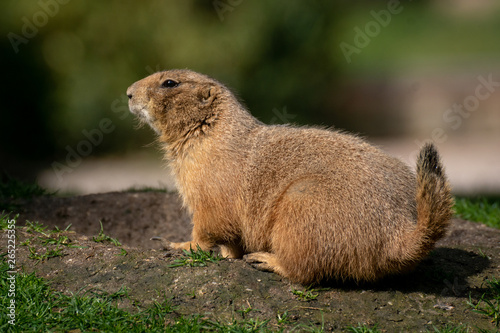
127,69 -> 454,284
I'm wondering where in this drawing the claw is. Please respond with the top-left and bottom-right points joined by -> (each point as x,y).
150,236 -> 172,250
243,253 -> 262,264
243,252 -> 284,274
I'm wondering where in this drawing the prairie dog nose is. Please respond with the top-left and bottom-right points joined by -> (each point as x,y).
126,84 -> 136,99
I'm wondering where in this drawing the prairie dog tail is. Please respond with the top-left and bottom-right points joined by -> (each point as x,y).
414,143 -> 453,249
389,143 -> 453,273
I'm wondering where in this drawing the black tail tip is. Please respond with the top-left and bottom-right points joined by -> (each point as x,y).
417,142 -> 443,177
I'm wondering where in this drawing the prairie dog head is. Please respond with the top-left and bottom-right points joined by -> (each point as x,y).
127,69 -> 222,142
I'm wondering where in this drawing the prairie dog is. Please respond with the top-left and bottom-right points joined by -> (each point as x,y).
127,69 -> 453,284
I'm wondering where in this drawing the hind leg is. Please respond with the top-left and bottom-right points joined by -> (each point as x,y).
248,177 -> 336,284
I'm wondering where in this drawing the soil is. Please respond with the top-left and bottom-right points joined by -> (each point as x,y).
4,191 -> 500,332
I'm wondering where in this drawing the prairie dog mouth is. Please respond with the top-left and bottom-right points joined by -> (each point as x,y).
129,104 -> 160,134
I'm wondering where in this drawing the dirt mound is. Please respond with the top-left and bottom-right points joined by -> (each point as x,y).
7,192 -> 500,331
16,192 -> 191,249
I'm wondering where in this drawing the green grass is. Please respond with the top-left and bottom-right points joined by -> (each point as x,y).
92,220 -> 122,246
0,174 -> 51,212
39,234 -> 73,247
343,323 -> 469,333
0,212 -> 17,230
0,257 -> 166,332
0,174 -> 49,201
453,197 -> 500,329
429,324 -> 470,332
14,219 -> 82,262
24,220 -> 49,235
276,311 -> 291,326
468,277 -> 500,328
454,196 -> 500,229
27,245 -> 66,261
169,244 -> 223,268
345,324 -> 380,333
291,287 -> 319,302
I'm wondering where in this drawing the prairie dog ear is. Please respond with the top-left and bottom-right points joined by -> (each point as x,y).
198,85 -> 217,106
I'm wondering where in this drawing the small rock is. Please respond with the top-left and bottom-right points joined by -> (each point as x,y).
433,303 -> 454,311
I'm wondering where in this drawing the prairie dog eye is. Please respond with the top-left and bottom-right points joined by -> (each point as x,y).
161,79 -> 179,88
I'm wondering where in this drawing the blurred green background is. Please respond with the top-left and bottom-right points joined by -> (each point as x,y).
1,0 -> 500,194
